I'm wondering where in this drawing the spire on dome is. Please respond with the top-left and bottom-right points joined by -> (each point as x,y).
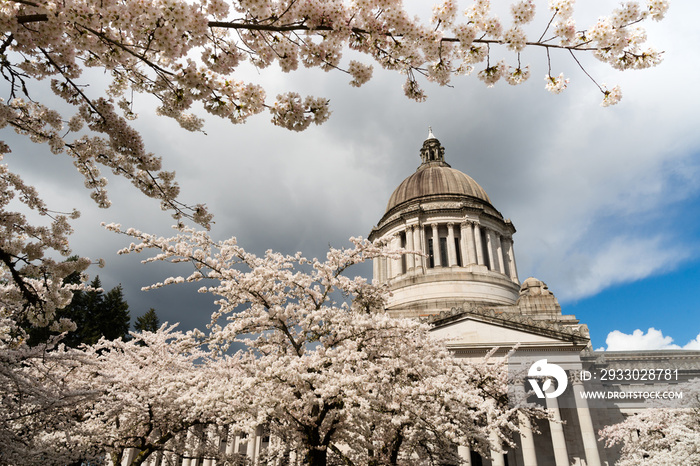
419,127 -> 447,166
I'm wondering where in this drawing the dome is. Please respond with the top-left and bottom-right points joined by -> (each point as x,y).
386,164 -> 491,213
384,131 -> 491,214
369,129 -> 521,316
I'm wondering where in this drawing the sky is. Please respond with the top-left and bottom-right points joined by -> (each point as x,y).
5,0 -> 700,351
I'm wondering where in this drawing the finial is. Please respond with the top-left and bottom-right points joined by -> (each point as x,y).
427,126 -> 435,139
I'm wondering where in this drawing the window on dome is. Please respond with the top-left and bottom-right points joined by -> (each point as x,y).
400,232 -> 407,274
427,238 -> 434,268
455,237 -> 462,267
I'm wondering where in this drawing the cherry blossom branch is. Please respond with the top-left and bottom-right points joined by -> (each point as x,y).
208,20 -> 599,51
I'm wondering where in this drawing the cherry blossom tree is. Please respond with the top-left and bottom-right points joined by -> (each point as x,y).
0,335 -> 98,465
105,224 -> 546,466
1,324 -> 229,466
71,325 -> 225,466
0,157 -> 95,464
599,378 -> 700,466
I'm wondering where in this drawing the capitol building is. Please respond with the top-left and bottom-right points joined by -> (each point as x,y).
364,130 -> 700,466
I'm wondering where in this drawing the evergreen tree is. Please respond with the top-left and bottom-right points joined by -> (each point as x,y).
134,308 -> 160,333
26,276 -> 131,347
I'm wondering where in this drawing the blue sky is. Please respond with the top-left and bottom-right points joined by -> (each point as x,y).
564,152 -> 700,349
567,260 -> 700,350
4,0 -> 699,352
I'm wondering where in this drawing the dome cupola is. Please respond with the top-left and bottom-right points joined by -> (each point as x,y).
369,130 -> 521,318
420,127 -> 447,164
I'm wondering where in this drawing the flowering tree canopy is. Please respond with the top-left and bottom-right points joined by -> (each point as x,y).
0,336 -> 98,465
104,224 -> 547,465
1,324 -> 225,466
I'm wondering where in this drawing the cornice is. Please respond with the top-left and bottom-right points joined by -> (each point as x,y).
425,304 -> 591,345
370,195 -> 508,240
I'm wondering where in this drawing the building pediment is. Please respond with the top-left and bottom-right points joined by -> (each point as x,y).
428,306 -> 590,351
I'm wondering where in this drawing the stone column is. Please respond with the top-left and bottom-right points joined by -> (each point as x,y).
163,452 -> 177,466
485,229 -> 496,271
225,429 -> 236,456
491,452 -> 506,466
123,449 -> 137,465
446,223 -> 457,266
413,226 -> 423,273
203,427 -> 217,466
385,239 -> 394,279
495,233 -> 506,274
473,223 -> 485,266
572,376 -> 602,466
387,233 -> 401,279
505,237 -> 519,282
246,431 -> 256,459
406,226 -> 415,270
490,432 -> 506,466
458,446 -> 472,466
518,412 -> 538,466
466,222 -> 477,265
431,223 -> 441,267
253,426 -> 263,462
181,429 -> 194,466
545,393 -> 569,466
459,222 -> 470,266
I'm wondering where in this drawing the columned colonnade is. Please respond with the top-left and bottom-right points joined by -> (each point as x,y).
115,427 -> 271,466
374,219 -> 518,284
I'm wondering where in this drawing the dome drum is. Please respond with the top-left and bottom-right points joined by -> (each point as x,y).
385,271 -> 521,318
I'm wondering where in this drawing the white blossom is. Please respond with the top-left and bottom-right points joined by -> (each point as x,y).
544,73 -> 569,94
100,225 -> 548,465
511,0 -> 536,24
601,84 -> 623,106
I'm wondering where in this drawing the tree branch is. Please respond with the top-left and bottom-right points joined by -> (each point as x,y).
17,14 -> 48,24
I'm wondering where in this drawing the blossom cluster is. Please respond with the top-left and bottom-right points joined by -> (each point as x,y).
545,73 -> 569,94
1,0 -> 668,146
